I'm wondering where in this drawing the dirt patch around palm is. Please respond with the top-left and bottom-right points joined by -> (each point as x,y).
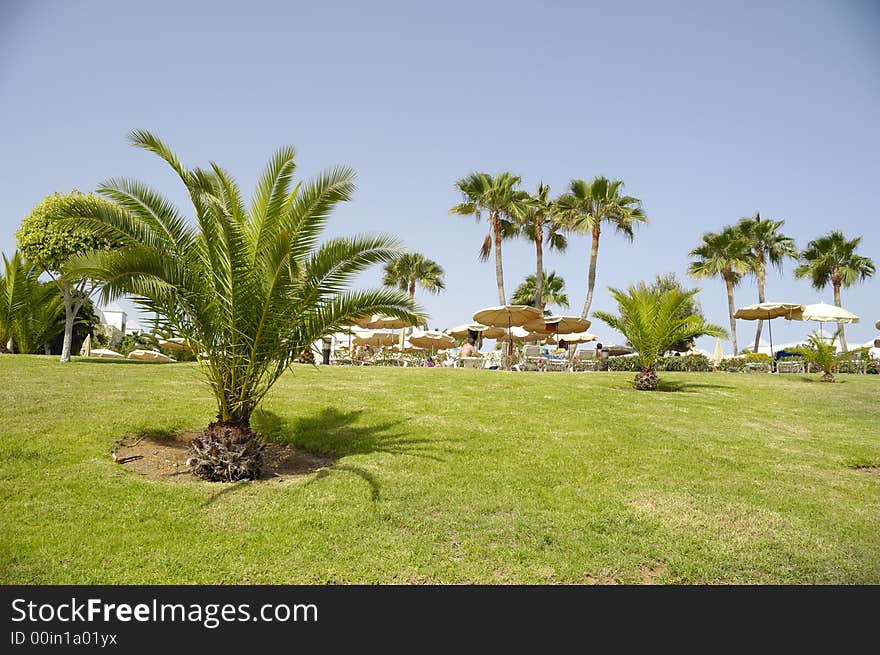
852,465 -> 880,476
112,430 -> 335,483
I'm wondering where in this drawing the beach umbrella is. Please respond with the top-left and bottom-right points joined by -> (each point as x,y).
496,326 -> 544,343
473,305 -> 543,370
409,330 -> 456,350
79,333 -> 92,357
352,331 -> 397,348
158,337 -> 191,351
127,349 -> 174,363
605,344 -> 635,356
799,302 -> 859,338
734,302 -> 805,360
447,323 -> 488,339
523,315 -> 591,335
712,338 -> 724,368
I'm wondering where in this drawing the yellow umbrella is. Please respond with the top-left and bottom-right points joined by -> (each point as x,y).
473,305 -> 543,370
734,302 -> 805,359
409,330 -> 457,350
712,338 -> 724,368
800,302 -> 859,323
364,315 -> 411,330
79,333 -> 92,357
547,331 -> 597,345
496,326 -> 544,343
523,315 -> 592,335
352,331 -> 397,348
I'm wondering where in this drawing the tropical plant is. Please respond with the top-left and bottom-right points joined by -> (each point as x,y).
793,332 -> 847,382
594,284 -> 726,390
0,251 -> 65,354
687,226 -> 752,354
736,213 -> 798,352
640,273 -> 705,351
511,271 -> 569,312
519,183 -> 567,309
16,192 -> 118,362
58,130 -> 422,481
795,231 -> 875,352
450,172 -> 530,304
556,176 -> 647,318
382,252 -> 445,303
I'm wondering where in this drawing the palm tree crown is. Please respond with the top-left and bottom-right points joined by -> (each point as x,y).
382,252 -> 446,302
795,230 -> 875,352
511,270 -> 569,312
687,226 -> 752,354
60,130 -> 422,429
449,172 -> 530,304
556,176 -> 647,318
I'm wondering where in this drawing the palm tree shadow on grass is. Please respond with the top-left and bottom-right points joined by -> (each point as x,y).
653,379 -> 737,393
252,407 -> 450,502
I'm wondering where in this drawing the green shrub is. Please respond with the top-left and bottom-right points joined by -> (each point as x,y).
719,357 -> 746,372
607,356 -> 640,371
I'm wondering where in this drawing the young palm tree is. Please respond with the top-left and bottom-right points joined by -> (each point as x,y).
556,176 -> 647,319
382,252 -> 445,303
737,213 -> 798,352
687,227 -> 752,354
60,130 -> 421,481
0,251 -> 65,353
449,172 -> 530,304
519,183 -> 567,309
594,284 -> 726,391
795,231 -> 875,352
793,331 -> 846,382
511,271 -> 569,312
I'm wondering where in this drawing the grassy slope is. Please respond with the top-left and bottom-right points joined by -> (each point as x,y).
0,356 -> 877,584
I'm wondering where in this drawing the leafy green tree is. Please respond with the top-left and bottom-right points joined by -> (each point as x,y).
450,172 -> 530,304
793,331 -> 847,382
382,252 -> 445,303
0,251 -> 65,354
687,226 -> 752,354
556,176 -> 647,319
640,273 -> 705,351
511,271 -> 569,313
794,231 -> 875,352
594,284 -> 726,390
16,192 -> 116,362
60,130 -> 421,481
519,183 -> 567,309
736,213 -> 798,352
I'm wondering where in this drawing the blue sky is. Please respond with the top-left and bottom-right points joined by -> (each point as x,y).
1,0 -> 878,351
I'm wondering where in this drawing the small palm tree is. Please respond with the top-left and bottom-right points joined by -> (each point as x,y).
737,213 -> 798,352
595,284 -> 726,390
382,252 -> 445,303
519,183 -> 567,309
795,231 -> 875,352
450,172 -> 530,304
687,226 -> 752,354
511,271 -> 569,312
556,176 -> 647,319
793,332 -> 846,382
60,131 -> 421,481
0,251 -> 65,354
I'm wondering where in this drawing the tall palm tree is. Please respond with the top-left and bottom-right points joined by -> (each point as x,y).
450,172 -> 530,304
511,270 -> 569,312
687,227 -> 752,354
382,252 -> 445,304
60,130 -> 421,481
519,183 -> 567,309
795,231 -> 875,352
737,213 -> 798,352
556,176 -> 647,318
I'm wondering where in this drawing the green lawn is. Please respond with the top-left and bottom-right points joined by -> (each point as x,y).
0,355 -> 878,584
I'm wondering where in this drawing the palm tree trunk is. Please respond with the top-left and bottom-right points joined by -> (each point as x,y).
60,281 -> 74,363
534,228 -> 544,310
492,212 -> 506,305
408,281 -> 416,304
833,283 -> 847,352
581,225 -> 601,319
753,265 -> 765,352
725,274 -> 739,355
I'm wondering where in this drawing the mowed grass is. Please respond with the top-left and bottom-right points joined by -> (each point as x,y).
0,356 -> 878,584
